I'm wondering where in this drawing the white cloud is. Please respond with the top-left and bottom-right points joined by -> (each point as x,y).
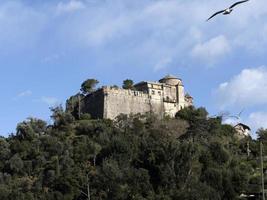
0,0 -> 266,68
247,112 -> 267,130
42,52 -> 65,63
41,97 -> 60,106
261,24 -> 267,42
56,0 -> 85,13
191,35 -> 231,64
85,15 -> 133,46
17,90 -> 32,97
0,1 -> 47,52
154,57 -> 172,71
221,115 -> 240,126
13,90 -> 33,101
215,66 -> 267,108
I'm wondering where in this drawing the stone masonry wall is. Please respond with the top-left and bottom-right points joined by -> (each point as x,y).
102,87 -> 164,119
82,84 -> 187,120
82,89 -> 105,119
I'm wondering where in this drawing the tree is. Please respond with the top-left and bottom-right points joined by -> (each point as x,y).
257,128 -> 267,142
66,93 -> 85,119
122,79 -> 134,90
16,118 -> 47,140
81,79 -> 99,94
0,105 -> 258,199
50,106 -> 74,127
9,154 -> 24,174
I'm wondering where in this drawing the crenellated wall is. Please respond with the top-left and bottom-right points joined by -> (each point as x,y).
81,76 -> 192,120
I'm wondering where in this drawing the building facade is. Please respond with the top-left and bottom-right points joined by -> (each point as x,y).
81,75 -> 193,119
234,123 -> 251,139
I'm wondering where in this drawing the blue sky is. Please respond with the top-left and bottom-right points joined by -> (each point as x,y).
0,0 -> 267,137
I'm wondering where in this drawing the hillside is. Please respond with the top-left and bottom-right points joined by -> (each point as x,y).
0,106 -> 265,200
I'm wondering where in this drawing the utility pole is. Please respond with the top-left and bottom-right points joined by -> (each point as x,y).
261,141 -> 265,200
87,173 -> 91,200
247,141 -> 251,158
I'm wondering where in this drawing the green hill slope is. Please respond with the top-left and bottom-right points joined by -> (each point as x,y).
0,106 -> 265,200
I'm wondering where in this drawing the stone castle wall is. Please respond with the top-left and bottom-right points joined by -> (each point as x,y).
82,86 -> 167,119
80,75 -> 193,120
102,87 -> 164,119
82,89 -> 105,119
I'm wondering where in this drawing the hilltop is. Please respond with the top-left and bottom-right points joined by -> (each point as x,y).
0,104 -> 266,199
0,78 -> 266,200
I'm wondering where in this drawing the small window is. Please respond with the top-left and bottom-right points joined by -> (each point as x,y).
158,91 -> 161,95
152,90 -> 155,95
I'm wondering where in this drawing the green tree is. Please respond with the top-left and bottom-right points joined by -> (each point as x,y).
66,93 -> 85,119
9,154 -> 24,174
257,128 -> 267,142
16,118 -> 46,140
122,79 -> 134,89
80,79 -> 99,94
50,106 -> 74,127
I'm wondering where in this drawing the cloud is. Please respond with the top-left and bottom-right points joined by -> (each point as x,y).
261,24 -> 267,44
56,0 -> 85,13
85,15 -> 133,46
191,35 -> 231,64
17,90 -> 32,98
215,66 -> 267,108
0,1 -> 47,52
42,52 -> 65,63
222,117 -> 240,126
0,0 -> 266,68
154,57 -> 172,71
247,112 -> 267,131
13,90 -> 33,101
41,96 -> 60,106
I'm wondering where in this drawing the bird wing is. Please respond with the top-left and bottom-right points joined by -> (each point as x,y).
230,0 -> 249,9
206,10 -> 225,21
228,115 -> 240,119
238,108 -> 245,117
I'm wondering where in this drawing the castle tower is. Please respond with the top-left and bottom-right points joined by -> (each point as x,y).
159,75 -> 182,86
159,75 -> 185,116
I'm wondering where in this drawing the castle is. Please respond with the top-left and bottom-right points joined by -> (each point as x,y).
81,75 -> 193,119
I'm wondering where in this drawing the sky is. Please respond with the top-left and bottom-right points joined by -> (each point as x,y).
0,0 -> 267,137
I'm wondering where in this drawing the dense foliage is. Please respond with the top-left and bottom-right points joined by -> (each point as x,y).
122,79 -> 134,90
0,106 -> 265,199
80,79 -> 99,95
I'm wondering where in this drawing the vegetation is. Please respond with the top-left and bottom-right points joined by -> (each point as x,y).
0,106 -> 266,199
122,79 -> 134,90
80,79 -> 99,95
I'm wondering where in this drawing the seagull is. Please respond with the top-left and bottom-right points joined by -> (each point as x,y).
228,108 -> 245,120
207,0 -> 249,21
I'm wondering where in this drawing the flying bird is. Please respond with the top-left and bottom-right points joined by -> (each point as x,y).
228,108 -> 245,120
207,0 -> 249,21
